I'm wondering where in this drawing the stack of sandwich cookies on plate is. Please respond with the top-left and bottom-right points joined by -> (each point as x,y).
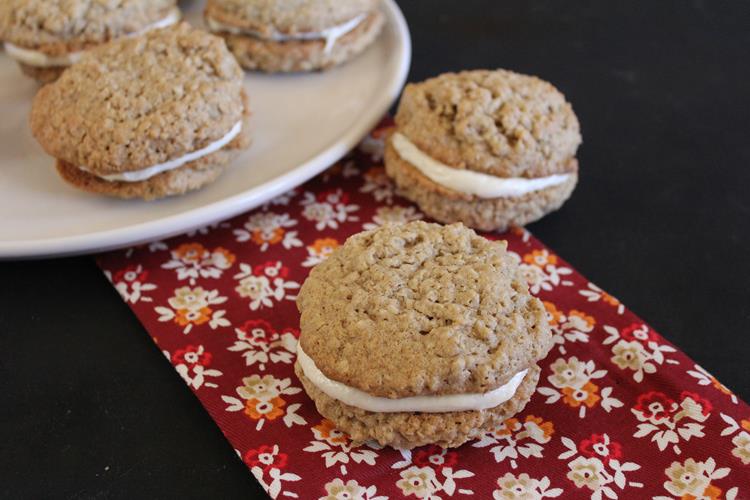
204,0 -> 384,72
0,0 -> 180,83
385,69 -> 582,232
30,23 -> 250,200
295,221 -> 553,449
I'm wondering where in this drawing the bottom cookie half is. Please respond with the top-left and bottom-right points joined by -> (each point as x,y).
54,122 -> 251,201
296,362 -> 541,449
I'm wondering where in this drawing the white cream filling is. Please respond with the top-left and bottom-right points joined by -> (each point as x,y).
3,8 -> 181,68
82,121 -> 243,183
206,13 -> 366,53
392,132 -> 572,198
297,344 -> 528,413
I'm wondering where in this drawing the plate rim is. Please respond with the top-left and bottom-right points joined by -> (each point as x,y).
0,0 -> 410,260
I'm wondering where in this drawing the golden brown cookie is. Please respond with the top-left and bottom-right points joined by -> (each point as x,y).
295,221 -> 553,448
30,23 -> 251,200
0,0 -> 180,83
204,0 -> 384,72
385,69 -> 582,231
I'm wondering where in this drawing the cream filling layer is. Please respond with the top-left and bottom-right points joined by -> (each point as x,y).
3,8 -> 181,68
80,121 -> 243,183
391,132 -> 572,199
297,344 -> 528,413
206,13 -> 366,53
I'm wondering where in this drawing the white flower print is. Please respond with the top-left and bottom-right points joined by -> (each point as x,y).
578,282 -> 625,314
154,286 -> 230,334
631,390 -> 712,454
234,261 -> 300,310
302,237 -> 340,268
233,212 -> 303,251
654,457 -> 737,500
719,413 -> 750,466
319,478 -> 387,500
558,434 -> 642,499
105,264 -> 157,304
537,357 -> 623,418
510,249 -> 574,294
227,319 -> 298,370
303,419 -> 380,476
362,205 -> 423,231
392,447 -> 475,497
359,166 -> 394,202
300,189 -> 359,230
161,243 -> 236,285
543,301 -> 595,354
359,133 -> 385,162
222,375 -> 306,431
603,323 -> 678,382
473,415 -> 554,469
244,444 -> 301,499
687,364 -> 739,404
396,466 -> 440,499
165,345 -> 222,389
493,473 -> 562,499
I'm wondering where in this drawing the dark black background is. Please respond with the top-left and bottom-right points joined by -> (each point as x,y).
2,1 -> 749,498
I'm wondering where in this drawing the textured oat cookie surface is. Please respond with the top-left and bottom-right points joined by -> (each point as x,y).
395,69 -> 581,178
205,0 -> 378,35
297,221 -> 552,398
0,0 -> 176,54
30,23 -> 246,175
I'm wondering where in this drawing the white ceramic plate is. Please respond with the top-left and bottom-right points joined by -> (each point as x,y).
0,0 -> 410,259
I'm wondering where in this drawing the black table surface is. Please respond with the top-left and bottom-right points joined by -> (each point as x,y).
2,1 -> 749,498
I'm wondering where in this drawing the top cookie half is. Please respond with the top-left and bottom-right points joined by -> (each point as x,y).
0,0 -> 177,55
395,69 -> 582,178
297,221 -> 552,399
30,22 -> 246,176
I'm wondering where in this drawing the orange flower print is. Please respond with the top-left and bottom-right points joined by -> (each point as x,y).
213,247 -> 236,266
310,238 -> 339,257
543,301 -> 563,327
702,484 -> 723,499
742,419 -> 750,432
495,418 -> 521,437
562,382 -> 601,408
234,212 -> 301,251
568,310 -> 595,330
173,243 -> 207,263
600,290 -> 620,307
523,415 -> 555,441
244,396 -> 286,421
710,376 -> 733,396
174,307 -> 212,327
312,419 -> 350,445
303,238 -> 341,267
523,249 -> 558,267
252,227 -> 284,246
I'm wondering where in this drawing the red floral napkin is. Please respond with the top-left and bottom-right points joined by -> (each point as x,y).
97,121 -> 750,499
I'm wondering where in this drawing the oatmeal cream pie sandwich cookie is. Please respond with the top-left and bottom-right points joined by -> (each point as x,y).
204,0 -> 384,72
295,221 -> 553,449
0,0 -> 180,83
30,23 -> 251,200
385,69 -> 582,232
